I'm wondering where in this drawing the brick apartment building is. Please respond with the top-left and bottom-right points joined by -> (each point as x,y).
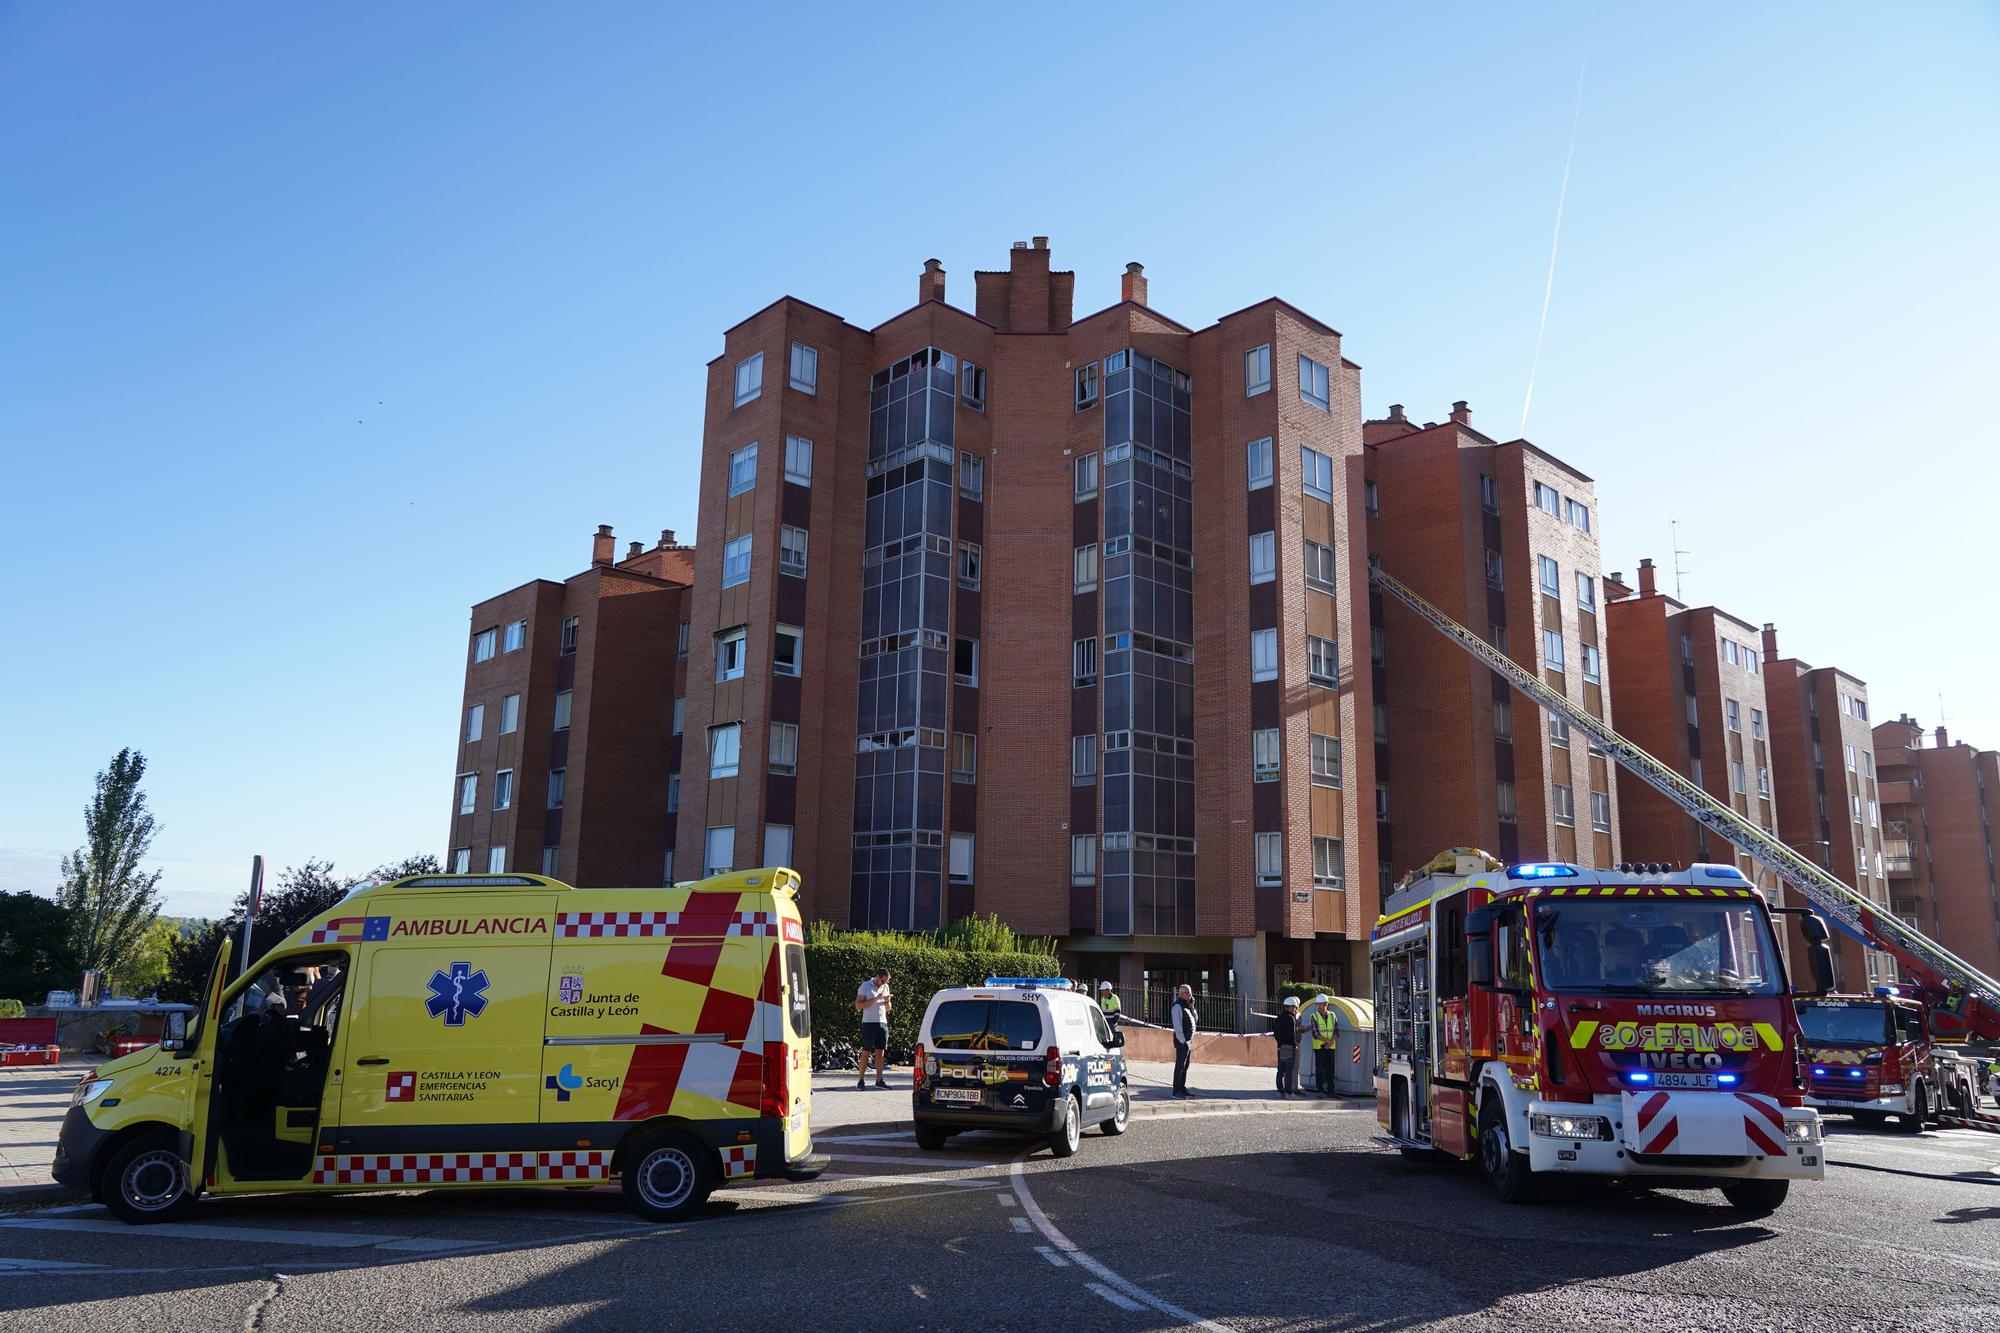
1602,559 -> 1780,900
1762,625 -> 1895,989
1873,717 -> 2000,978
1363,402 -> 1622,880
670,239 -> 1380,996
447,526 -> 694,887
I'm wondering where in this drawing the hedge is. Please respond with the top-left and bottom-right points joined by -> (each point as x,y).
805,936 -> 1059,1054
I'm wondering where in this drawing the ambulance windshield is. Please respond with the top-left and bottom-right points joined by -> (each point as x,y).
1534,899 -> 1783,997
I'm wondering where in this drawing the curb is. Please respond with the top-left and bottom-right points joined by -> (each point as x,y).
0,1181 -> 80,1210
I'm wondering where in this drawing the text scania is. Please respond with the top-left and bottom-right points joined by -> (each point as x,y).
393,916 -> 548,938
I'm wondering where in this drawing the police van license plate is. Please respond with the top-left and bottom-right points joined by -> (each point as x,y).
1654,1072 -> 1717,1090
932,1087 -> 982,1104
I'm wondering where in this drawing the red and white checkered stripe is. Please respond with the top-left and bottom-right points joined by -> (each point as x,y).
556,911 -> 683,938
720,1145 -> 757,1180
725,912 -> 776,937
312,1150 -> 610,1186
1632,1091 -> 1679,1153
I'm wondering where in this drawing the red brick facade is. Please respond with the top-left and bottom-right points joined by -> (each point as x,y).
1873,718 -> 2000,978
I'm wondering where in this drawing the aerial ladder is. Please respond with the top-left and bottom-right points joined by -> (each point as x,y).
1368,562 -> 2000,1080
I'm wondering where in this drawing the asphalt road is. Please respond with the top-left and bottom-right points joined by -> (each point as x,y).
3,1105 -> 1997,1332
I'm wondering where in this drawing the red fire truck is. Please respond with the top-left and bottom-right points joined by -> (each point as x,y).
1374,849 -> 1830,1213
1797,988 -> 1982,1130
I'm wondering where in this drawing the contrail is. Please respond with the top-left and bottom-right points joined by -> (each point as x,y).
1521,53 -> 1588,437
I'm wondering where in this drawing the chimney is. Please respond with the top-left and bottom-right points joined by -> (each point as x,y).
1387,404 -> 1407,423
627,541 -> 644,561
1637,557 -> 1657,596
658,528 -> 678,548
1761,622 -> 1780,662
1031,236 -> 1048,250
592,524 -> 615,567
1936,726 -> 1950,749
1122,262 -> 1148,306
918,258 -> 946,305
1450,400 -> 1472,425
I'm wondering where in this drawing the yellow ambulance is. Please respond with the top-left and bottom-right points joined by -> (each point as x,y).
53,868 -> 822,1224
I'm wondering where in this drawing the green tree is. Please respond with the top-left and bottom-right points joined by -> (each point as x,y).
0,890 -> 80,1003
116,918 -> 186,996
56,749 -> 164,978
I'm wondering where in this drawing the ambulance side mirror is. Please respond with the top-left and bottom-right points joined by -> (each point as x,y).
1465,907 -> 1497,989
159,1010 -> 188,1053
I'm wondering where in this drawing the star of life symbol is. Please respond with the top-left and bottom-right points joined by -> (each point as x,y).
425,961 -> 491,1027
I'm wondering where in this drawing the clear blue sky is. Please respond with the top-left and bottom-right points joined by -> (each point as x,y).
3,4 -> 1995,918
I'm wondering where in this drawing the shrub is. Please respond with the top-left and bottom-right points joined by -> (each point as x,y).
804,934 -> 1059,1054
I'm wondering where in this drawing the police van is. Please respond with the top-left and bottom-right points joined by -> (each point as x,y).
912,978 -> 1130,1157
54,869 -> 823,1224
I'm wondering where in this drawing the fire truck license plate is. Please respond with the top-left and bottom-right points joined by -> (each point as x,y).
932,1087 -> 982,1104
1654,1072 -> 1717,1090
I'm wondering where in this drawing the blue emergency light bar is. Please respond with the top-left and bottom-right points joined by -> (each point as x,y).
982,977 -> 1069,989
1702,866 -> 1747,880
1508,863 -> 1580,880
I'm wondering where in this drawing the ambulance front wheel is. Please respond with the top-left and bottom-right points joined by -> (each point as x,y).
100,1132 -> 196,1225
621,1131 -> 716,1223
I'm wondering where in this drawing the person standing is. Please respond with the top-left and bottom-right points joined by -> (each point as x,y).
1307,994 -> 1339,1096
1170,984 -> 1197,1098
1273,996 -> 1301,1097
854,967 -> 893,1089
1097,981 -> 1122,1030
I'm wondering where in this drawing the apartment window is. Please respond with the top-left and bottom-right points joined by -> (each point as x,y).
1074,452 -> 1099,500
1745,652 -> 1759,676
500,693 -> 520,734
1253,728 -> 1280,782
1494,698 -> 1514,740
1301,446 -> 1334,500
1255,832 -> 1283,886
763,823 -> 794,868
733,353 -> 763,406
1685,694 -> 1700,725
541,846 -> 560,876
448,847 -> 470,874
1549,715 -> 1571,748
1680,633 -> 1693,664
960,451 -> 985,499
722,534 -> 752,587
1851,792 -> 1863,821
1073,636 -> 1097,688
728,442 -> 757,496
1576,573 -> 1596,612
1249,531 -> 1276,585
1731,760 -> 1747,794
1485,621 -> 1507,653
1862,753 -> 1873,779
1757,766 -> 1772,796
1073,543 -> 1098,593
1307,635 -> 1338,686
1245,344 -> 1272,396
1855,697 -> 1869,721
1484,548 -> 1505,587
667,774 -> 680,812
472,627 -> 497,662
1374,700 -> 1389,739
780,525 -> 809,576
959,361 -> 986,409
1376,784 -> 1391,821
716,626 -> 747,681
456,773 -> 477,814
1591,791 -> 1612,831
1251,628 -> 1279,682
553,690 -> 572,731
503,620 -> 527,652
1364,479 -> 1380,517
1313,836 -> 1344,888
1298,354 -> 1331,410
1723,640 -> 1739,667
951,732 -> 976,783
672,697 -> 684,736
1371,625 -> 1386,665
1071,834 -> 1096,885
1751,707 -> 1765,740
1075,362 -> 1099,411
547,768 -> 566,810
1690,756 -> 1705,787
704,826 -> 734,875
788,342 -> 817,394
1538,555 -> 1560,597
1844,743 -> 1859,772
1311,733 -> 1342,786
677,621 -> 690,658
954,637 -> 979,685
768,624 -> 800,677
1247,437 -> 1274,490
494,769 -> 514,811
957,540 -> 981,589
1565,498 -> 1591,532
465,704 -> 484,743
1498,780 -> 1518,823
1072,735 -> 1097,783
1552,783 -> 1575,826
1479,473 -> 1500,512
1303,540 -> 1337,591
709,723 -> 741,779
1869,800 -> 1880,828
949,833 -> 974,882
1534,482 -> 1561,515
1543,629 -> 1565,672
769,722 -> 798,776
488,847 -> 507,874
1725,699 -> 1742,732
1580,643 -> 1602,684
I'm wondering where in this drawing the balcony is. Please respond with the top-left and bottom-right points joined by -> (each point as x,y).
1884,854 -> 1915,877
1878,780 -> 1919,806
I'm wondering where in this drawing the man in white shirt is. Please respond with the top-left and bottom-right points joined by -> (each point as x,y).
854,967 -> 893,1089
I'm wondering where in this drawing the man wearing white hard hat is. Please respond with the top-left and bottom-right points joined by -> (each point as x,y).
1096,980 -> 1121,1030
1273,996 -> 1302,1097
1307,994 -> 1339,1097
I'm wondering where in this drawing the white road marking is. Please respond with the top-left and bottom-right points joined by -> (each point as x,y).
813,1173 -> 993,1190
1087,1281 -> 1145,1312
995,1192 -> 1017,1206
0,1257 -> 102,1272
0,1217 -> 477,1253
1011,1152 -> 1228,1331
826,1152 -> 1004,1169
1010,1215 -> 1031,1233
812,1132 -> 917,1145
1033,1244 -> 1069,1268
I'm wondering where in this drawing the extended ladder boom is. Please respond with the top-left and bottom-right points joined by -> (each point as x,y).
1369,562 -> 2000,1041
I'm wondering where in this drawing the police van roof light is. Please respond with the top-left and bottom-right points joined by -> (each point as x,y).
983,977 -> 1068,989
1507,863 -> 1579,880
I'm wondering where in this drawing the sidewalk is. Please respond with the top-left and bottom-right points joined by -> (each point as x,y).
0,1057 -> 95,1206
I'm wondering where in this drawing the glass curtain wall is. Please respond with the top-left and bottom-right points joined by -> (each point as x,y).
1100,350 -> 1196,936
852,347 -> 956,928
